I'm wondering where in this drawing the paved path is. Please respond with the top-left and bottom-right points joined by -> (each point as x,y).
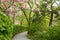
12,32 -> 30,40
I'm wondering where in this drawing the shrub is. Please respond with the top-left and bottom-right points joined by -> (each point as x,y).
28,16 -> 49,35
29,25 -> 60,40
13,25 -> 27,36
0,11 -> 13,40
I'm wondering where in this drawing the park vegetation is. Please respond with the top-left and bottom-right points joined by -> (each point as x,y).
0,0 -> 60,40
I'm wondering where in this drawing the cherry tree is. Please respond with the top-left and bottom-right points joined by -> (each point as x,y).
0,0 -> 60,33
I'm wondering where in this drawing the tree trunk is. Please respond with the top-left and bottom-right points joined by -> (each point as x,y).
49,12 -> 53,26
49,0 -> 53,26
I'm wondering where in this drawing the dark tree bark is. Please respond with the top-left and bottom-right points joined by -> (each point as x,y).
49,12 -> 53,26
49,1 -> 54,26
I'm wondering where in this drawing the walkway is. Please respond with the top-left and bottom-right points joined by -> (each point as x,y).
12,32 -> 30,40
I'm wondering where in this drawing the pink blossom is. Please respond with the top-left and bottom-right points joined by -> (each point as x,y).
31,8 -> 35,12
14,0 -> 17,2
14,0 -> 22,2
35,1 -> 40,7
23,0 -> 29,3
21,5 -> 26,10
14,0 -> 23,3
17,0 -> 22,2
1,0 -> 9,2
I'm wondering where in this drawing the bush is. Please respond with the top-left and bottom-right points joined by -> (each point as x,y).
13,25 -> 27,36
0,11 -> 13,40
28,16 -> 49,35
47,25 -> 60,40
29,25 -> 60,40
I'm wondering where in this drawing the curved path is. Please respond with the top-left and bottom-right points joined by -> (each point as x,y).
12,32 -> 30,40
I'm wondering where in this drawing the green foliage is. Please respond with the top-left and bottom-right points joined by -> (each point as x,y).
13,25 -> 27,36
0,11 -> 13,40
28,25 -> 60,40
28,15 -> 49,35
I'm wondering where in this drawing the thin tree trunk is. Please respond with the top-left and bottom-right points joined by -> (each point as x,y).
27,2 -> 32,34
49,1 -> 53,26
49,12 -> 53,26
